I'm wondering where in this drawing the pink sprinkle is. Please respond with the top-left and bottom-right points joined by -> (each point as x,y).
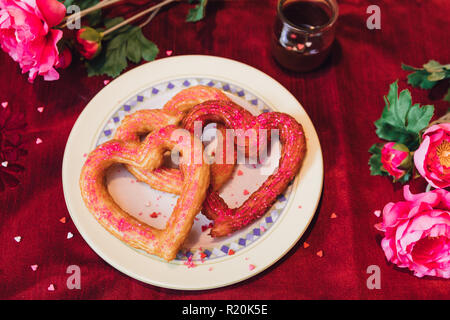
83,153 -> 87,158
37,107 -> 44,113
1,101 -> 8,108
208,267 -> 213,271
47,284 -> 55,291
297,43 -> 305,50
330,213 -> 337,219
138,212 -> 143,216
103,80 -> 110,85
166,50 -> 173,56
316,250 -> 323,257
243,189 -> 249,196
237,170 -> 244,176
373,210 -> 381,217
130,180 -> 135,184
36,138 -> 43,145
248,264 -> 256,271
298,205 -> 302,209
184,256 -> 196,268
31,265 -> 38,271
290,33 -> 297,39
260,226 -> 266,232
59,217 -> 66,223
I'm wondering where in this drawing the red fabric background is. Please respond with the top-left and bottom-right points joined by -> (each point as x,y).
0,0 -> 449,299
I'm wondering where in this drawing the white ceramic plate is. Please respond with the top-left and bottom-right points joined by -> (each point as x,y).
62,55 -> 323,290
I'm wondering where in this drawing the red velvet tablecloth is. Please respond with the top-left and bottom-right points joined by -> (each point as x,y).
0,0 -> 449,300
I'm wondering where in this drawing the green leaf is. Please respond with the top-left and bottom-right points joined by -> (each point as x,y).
368,143 -> 388,176
374,81 -> 434,150
444,89 -> 450,103
85,24 -> 159,78
401,63 -> 420,71
406,69 -> 436,89
427,71 -> 446,82
186,0 -> 208,22
423,60 -> 446,73
403,60 -> 450,90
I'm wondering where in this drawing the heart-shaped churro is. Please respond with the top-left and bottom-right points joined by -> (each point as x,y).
182,100 -> 307,237
114,85 -> 235,194
79,126 -> 210,261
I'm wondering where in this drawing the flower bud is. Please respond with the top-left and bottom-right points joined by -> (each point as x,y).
380,142 -> 412,180
76,27 -> 102,60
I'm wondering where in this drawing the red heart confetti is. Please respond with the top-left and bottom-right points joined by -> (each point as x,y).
237,169 -> 244,176
150,212 -> 160,218
248,264 -> 256,271
166,50 -> 173,56
297,43 -> 305,50
59,217 -> 66,223
228,249 -> 235,255
243,189 -> 249,196
303,242 -> 309,248
103,80 -> 110,85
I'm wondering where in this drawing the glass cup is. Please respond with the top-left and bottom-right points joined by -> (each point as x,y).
271,0 -> 339,72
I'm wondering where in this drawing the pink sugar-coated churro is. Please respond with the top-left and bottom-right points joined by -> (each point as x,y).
79,126 -> 210,261
183,100 -> 307,237
114,85 -> 235,194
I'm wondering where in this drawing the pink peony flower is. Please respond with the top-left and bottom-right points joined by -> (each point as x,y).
414,123 -> 450,188
0,0 -> 66,82
375,185 -> 450,279
380,142 -> 412,180
76,27 -> 102,60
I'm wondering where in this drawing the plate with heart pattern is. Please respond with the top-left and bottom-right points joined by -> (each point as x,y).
62,55 -> 323,290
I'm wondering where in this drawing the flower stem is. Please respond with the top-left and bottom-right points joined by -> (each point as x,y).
60,0 -> 122,28
101,0 -> 177,36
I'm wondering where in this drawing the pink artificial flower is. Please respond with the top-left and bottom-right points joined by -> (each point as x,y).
0,0 -> 66,82
414,123 -> 450,188
381,142 -> 411,180
375,185 -> 450,279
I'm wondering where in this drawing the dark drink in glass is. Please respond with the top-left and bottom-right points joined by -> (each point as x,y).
271,0 -> 339,72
